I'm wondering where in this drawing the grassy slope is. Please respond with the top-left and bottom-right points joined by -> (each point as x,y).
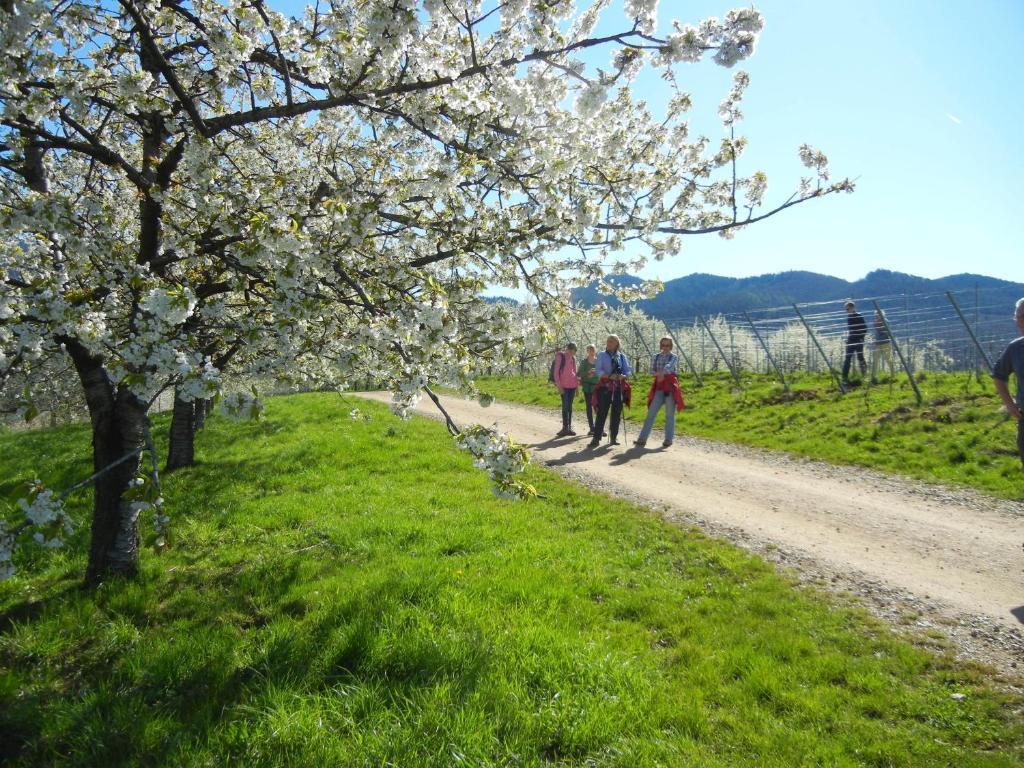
479,371 -> 1024,499
0,394 -> 1021,767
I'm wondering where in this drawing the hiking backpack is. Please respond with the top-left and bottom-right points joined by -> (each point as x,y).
548,351 -> 567,383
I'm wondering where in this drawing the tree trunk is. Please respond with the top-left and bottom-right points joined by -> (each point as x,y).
165,389 -> 196,472
64,341 -> 147,584
193,397 -> 210,431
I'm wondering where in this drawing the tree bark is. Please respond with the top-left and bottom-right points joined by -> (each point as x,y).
193,397 -> 210,431
165,388 -> 195,472
63,340 -> 147,583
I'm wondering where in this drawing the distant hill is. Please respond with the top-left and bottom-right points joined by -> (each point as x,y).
571,270 -> 1024,321
482,295 -> 519,306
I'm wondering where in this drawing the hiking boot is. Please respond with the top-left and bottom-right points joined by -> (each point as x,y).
556,428 -> 570,437
633,439 -> 646,447
662,440 -> 673,448
567,429 -> 577,436
587,439 -> 600,449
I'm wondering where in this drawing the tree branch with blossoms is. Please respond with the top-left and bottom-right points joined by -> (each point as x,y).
0,0 -> 852,581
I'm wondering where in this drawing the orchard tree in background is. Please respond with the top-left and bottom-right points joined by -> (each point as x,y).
0,0 -> 852,582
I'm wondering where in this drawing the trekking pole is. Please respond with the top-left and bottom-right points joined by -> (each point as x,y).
620,380 -> 628,444
608,382 -> 617,445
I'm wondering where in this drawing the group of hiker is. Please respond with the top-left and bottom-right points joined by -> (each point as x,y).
841,300 -> 893,388
548,297 -> 1024,468
549,334 -> 683,450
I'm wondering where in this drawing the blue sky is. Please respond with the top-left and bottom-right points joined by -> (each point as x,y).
617,0 -> 1023,283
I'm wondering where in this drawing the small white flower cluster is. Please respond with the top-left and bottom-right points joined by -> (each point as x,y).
390,375 -> 426,419
624,0 -> 659,35
1,482 -> 75,580
220,391 -> 264,420
718,71 -> 750,127
175,357 -> 221,403
745,171 -> 768,208
454,424 -> 536,500
597,278 -> 664,304
799,143 -> 830,178
797,143 -> 835,196
659,9 -> 764,68
153,501 -> 170,549
575,82 -> 608,118
140,286 -> 197,327
123,474 -> 168,548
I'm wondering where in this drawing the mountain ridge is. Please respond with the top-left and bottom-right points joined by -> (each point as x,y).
571,269 -> 1024,319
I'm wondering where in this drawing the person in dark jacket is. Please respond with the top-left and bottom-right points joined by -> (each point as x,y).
577,344 -> 600,435
992,298 -> 1024,467
841,300 -> 868,386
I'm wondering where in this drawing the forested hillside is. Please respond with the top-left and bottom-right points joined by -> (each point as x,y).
571,270 -> 1024,321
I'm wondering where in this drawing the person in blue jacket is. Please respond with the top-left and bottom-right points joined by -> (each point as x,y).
588,335 -> 632,447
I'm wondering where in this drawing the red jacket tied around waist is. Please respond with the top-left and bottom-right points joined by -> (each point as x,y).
591,376 -> 632,408
647,373 -> 685,411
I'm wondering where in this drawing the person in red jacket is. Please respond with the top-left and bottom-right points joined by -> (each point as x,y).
634,337 -> 684,448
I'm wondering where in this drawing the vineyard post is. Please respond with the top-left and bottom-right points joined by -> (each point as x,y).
974,282 -> 981,381
630,320 -> 654,358
904,292 -> 913,373
699,320 -> 705,373
872,300 -> 922,405
728,321 -> 736,375
946,291 -> 994,372
744,312 -> 788,392
700,315 -> 742,388
793,303 -> 844,392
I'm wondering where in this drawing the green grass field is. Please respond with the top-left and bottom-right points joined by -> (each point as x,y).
1,394 -> 1022,766
477,370 -> 1024,499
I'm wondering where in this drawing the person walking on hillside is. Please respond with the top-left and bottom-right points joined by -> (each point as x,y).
577,344 -> 600,435
841,300 -> 868,387
634,337 -> 685,448
870,308 -> 894,384
588,335 -> 632,448
552,343 -> 579,436
992,298 -> 1024,468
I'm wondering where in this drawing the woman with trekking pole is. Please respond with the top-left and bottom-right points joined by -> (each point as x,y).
588,335 -> 632,448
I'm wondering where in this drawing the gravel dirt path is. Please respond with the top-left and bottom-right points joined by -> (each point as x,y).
357,392 -> 1024,679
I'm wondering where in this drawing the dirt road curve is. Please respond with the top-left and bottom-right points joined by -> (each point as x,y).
358,392 -> 1024,673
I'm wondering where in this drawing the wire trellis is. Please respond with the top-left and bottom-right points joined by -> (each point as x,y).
532,286 -> 1022,398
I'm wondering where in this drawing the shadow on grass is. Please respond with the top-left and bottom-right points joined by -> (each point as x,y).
0,582 -> 85,633
1,549 -> 491,767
